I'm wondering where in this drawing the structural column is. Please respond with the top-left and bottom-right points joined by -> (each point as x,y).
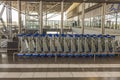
46,11 -> 47,26
18,0 -> 21,33
90,17 -> 91,28
78,15 -> 80,27
61,1 -> 64,34
101,3 -> 106,34
6,1 -> 12,39
90,11 -> 92,28
39,0 -> 43,34
25,2 -> 27,32
81,2 -> 85,34
115,13 -> 118,29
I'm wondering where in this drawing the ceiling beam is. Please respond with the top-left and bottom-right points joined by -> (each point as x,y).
3,0 -> 120,3
46,3 -> 60,12
47,12 -> 60,19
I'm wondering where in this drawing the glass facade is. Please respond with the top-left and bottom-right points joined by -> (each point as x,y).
43,20 -> 72,29
71,3 -> 120,30
105,12 -> 120,29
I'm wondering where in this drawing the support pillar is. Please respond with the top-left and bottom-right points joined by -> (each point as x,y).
81,2 -> 85,34
90,17 -> 91,28
90,11 -> 92,28
25,2 -> 27,32
18,0 -> 21,33
101,3 -> 106,34
115,12 -> 118,29
78,15 -> 80,27
6,1 -> 12,39
46,12 -> 47,26
39,0 -> 43,34
61,1 -> 64,34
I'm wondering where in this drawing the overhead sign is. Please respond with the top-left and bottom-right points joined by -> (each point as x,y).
110,4 -> 120,12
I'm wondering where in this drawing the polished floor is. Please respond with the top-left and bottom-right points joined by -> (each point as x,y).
0,53 -> 120,80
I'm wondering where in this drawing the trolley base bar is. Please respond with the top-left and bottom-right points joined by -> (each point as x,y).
13,52 -> 120,62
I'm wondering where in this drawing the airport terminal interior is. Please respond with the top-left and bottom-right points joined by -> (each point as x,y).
0,0 -> 120,80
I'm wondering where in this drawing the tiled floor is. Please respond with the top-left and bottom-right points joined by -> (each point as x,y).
0,53 -> 120,80
1,72 -> 120,78
0,64 -> 120,68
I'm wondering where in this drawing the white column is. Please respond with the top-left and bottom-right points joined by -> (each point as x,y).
18,0 -> 21,33
25,2 -> 27,32
81,2 -> 85,34
101,3 -> 106,34
39,1 -> 43,34
46,12 -> 47,26
61,1 -> 64,34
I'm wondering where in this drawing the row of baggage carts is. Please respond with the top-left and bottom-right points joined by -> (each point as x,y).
13,33 -> 120,58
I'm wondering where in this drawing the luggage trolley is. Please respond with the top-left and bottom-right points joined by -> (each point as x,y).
40,34 -> 48,57
13,33 -> 29,61
17,33 -> 27,56
54,34 -> 62,57
82,34 -> 90,57
109,35 -> 116,56
32,33 -> 41,57
98,34 -> 103,55
91,34 -> 98,56
24,33 -> 34,57
47,34 -> 56,57
60,34 -> 69,57
74,34 -> 82,57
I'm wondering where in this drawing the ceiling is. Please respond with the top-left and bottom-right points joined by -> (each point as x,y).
2,0 -> 120,15
2,0 -> 120,3
3,1 -> 72,15
2,0 -> 120,17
